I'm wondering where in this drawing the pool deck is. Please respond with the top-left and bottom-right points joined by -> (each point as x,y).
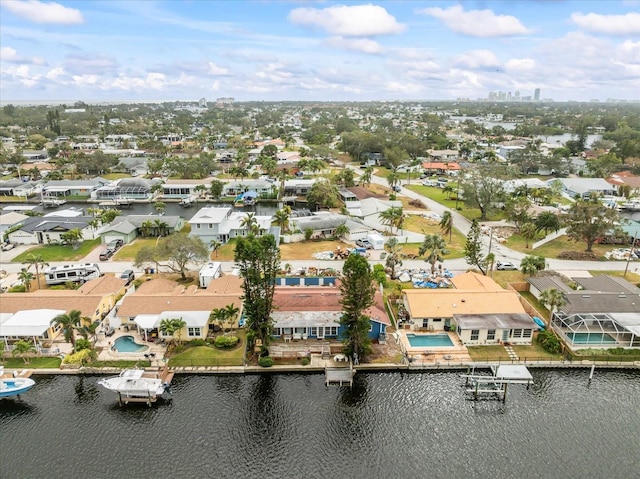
397,331 -> 472,365
95,329 -> 166,366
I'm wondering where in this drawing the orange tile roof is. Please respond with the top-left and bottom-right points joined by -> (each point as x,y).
117,295 -> 241,317
78,275 -> 127,295
421,162 -> 461,170
450,272 -> 504,291
206,275 -> 244,294
403,289 -> 526,318
0,294 -> 104,317
135,278 -> 180,294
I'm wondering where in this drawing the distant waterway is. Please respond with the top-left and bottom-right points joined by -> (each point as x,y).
1,370 -> 639,479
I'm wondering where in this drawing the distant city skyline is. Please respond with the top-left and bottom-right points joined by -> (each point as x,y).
1,1 -> 639,103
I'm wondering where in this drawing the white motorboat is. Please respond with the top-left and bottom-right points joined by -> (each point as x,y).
0,367 -> 36,398
621,201 -> 640,212
97,368 -> 172,406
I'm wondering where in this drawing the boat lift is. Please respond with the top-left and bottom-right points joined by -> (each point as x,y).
461,365 -> 534,403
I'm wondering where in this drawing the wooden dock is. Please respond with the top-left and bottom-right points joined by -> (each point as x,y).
325,357 -> 356,387
461,365 -> 534,403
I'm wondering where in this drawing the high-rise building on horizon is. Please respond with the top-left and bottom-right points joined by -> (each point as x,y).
534,88 -> 541,101
198,97 -> 207,107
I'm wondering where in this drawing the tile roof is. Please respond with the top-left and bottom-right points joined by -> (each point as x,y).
205,275 -> 244,294
134,278 -> 183,294
0,294 -> 104,317
450,272 -> 504,291
404,289 -> 527,318
117,294 -> 241,317
77,275 -> 127,295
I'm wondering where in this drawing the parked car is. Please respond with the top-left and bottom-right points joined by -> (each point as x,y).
496,261 -> 517,271
107,239 -> 124,251
1,243 -> 15,252
392,185 -> 402,192
422,179 -> 437,187
120,269 -> 135,285
356,238 -> 374,249
99,249 -> 113,261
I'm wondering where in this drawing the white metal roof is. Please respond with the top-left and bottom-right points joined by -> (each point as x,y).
158,310 -> 210,328
0,309 -> 66,337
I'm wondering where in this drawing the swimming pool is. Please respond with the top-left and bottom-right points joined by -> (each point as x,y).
567,332 -> 617,345
112,335 -> 149,353
406,333 -> 454,348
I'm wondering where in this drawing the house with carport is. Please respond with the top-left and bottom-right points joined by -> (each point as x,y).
7,215 -> 98,245
402,272 -> 537,345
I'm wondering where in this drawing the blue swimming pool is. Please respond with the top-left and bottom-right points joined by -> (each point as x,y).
567,332 -> 617,345
112,335 -> 148,353
406,333 -> 454,348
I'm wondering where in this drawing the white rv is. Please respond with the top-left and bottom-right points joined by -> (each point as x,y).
44,263 -> 101,286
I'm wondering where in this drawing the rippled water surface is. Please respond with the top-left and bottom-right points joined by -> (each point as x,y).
1,370 -> 639,479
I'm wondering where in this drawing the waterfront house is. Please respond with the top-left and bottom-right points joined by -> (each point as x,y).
161,178 -> 212,199
270,285 -> 390,341
551,178 -> 617,200
189,206 -> 274,244
528,275 -> 640,349
283,179 -> 315,196
42,178 -> 109,198
222,180 -> 274,197
0,211 -> 28,235
422,161 -> 461,176
115,276 -> 244,340
0,179 -> 39,197
0,309 -> 66,345
402,272 -> 536,345
7,215 -> 97,245
93,177 -> 155,200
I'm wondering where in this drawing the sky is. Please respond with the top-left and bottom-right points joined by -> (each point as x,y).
1,0 -> 639,103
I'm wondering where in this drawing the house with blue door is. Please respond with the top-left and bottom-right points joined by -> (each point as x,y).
270,285 -> 389,341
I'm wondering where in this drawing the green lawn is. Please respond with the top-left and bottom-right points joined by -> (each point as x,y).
403,214 -> 466,258
520,291 -> 550,321
513,335 -> 563,360
467,346 -> 511,361
168,331 -> 246,367
405,185 -> 506,221
2,357 -> 62,368
112,237 -> 163,261
101,173 -> 133,180
91,360 -> 151,368
13,239 -> 101,262
506,234 -> 617,259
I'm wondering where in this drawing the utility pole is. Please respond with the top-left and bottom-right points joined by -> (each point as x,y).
624,236 -> 637,277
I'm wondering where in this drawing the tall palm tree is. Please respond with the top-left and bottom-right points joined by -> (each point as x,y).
272,207 -> 290,234
22,253 -> 48,290
379,207 -> 404,234
209,239 -> 221,257
209,308 -> 227,334
419,234 -> 450,274
153,219 -> 168,237
539,288 -> 566,323
18,268 -> 34,292
521,222 -> 538,249
240,213 -> 258,234
385,237 -> 403,279
141,220 -> 154,238
334,224 -> 350,240
439,211 -> 453,243
360,166 -> 373,187
222,303 -> 240,334
484,252 -> 496,277
52,310 -> 82,348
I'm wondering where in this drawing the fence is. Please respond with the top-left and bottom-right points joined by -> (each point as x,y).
402,355 -> 640,369
168,357 -> 244,368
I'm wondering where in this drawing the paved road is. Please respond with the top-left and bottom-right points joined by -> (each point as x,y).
1,171 -> 637,276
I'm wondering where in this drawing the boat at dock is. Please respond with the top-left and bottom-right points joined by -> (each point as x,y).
0,367 -> 36,398
97,367 -> 174,406
41,197 -> 67,208
179,194 -> 198,207
621,201 -> 640,212
98,198 -> 133,208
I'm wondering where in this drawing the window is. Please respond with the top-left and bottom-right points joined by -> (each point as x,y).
523,329 -> 532,338
487,329 -> 496,341
208,224 -> 213,229
310,327 -> 318,336
470,329 -> 479,341
432,318 -> 442,322
369,324 -> 373,332
196,224 -> 201,229
422,319 -> 429,328
273,328 -> 281,336
188,327 -> 201,337
512,329 -> 523,338
325,326 -> 338,337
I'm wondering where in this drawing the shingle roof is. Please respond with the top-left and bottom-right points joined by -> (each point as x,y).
572,275 -> 640,294
0,294 -> 104,317
527,276 -> 573,293
562,291 -> 640,314
454,313 -> 535,330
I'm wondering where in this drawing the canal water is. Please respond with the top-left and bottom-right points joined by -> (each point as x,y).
1,370 -> 639,479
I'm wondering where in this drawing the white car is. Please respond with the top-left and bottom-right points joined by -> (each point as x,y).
496,261 -> 517,271
422,180 -> 437,187
1,243 -> 15,252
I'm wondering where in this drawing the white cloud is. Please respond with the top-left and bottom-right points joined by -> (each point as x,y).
288,4 -> 405,37
454,49 -> 501,69
325,36 -> 383,54
571,12 -> 640,35
419,5 -> 530,37
207,62 -> 230,76
0,46 -> 45,65
1,0 -> 84,25
505,58 -> 536,71
616,40 -> 640,64
45,66 -> 64,79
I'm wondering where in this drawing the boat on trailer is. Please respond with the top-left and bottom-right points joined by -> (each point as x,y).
0,367 -> 36,398
97,368 -> 173,406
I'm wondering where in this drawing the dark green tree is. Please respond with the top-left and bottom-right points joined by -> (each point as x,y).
566,200 -> 620,252
464,219 -> 487,275
339,254 -> 375,362
156,233 -> 209,280
235,234 -> 281,347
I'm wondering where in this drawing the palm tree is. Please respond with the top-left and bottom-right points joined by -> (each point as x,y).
209,239 -> 221,258
484,252 -> 496,277
12,340 -> 35,364
18,268 -> 34,292
419,234 -> 449,274
154,201 -> 166,215
153,219 -> 168,237
520,222 -> 538,249
379,207 -> 404,234
141,220 -> 154,238
61,228 -> 83,249
240,213 -> 258,234
387,172 -> 400,191
334,223 -> 350,240
443,184 -> 454,200
171,318 -> 187,345
52,310 -> 82,348
160,318 -> 186,345
535,211 -> 561,235
539,288 -> 567,322
360,166 -> 373,187
520,255 -> 547,276
385,237 -> 403,279
439,210 -> 453,243
272,207 -> 291,234
222,303 -> 240,334
23,253 -> 48,289
210,308 -> 227,334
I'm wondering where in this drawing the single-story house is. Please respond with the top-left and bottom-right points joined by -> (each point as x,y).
93,177 -> 155,200
0,211 -> 28,235
161,179 -> 212,198
222,180 -> 274,197
0,179 -> 39,197
115,276 -> 244,338
189,206 -> 273,244
289,212 -> 365,240
402,272 -> 536,345
283,179 -> 315,196
7,215 -> 98,245
42,178 -> 109,197
270,285 -> 390,341
422,161 -> 461,176
98,215 -> 185,244
552,178 -> 617,199
529,275 -> 640,349
115,157 -> 148,176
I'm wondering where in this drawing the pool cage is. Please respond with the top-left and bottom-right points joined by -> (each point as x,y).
95,185 -> 151,200
552,312 -> 637,348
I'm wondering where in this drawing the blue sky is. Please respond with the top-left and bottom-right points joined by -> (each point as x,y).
1,0 -> 639,102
